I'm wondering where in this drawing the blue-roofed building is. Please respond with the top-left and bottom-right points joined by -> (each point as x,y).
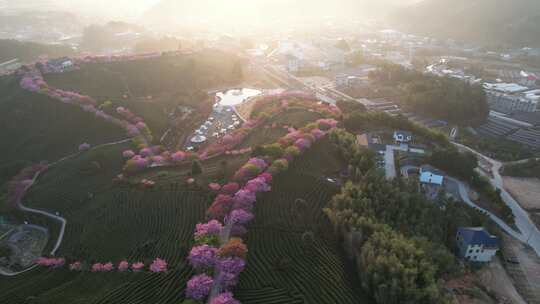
456,227 -> 499,262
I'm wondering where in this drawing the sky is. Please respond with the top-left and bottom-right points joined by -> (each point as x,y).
0,0 -> 423,28
0,0 -> 161,19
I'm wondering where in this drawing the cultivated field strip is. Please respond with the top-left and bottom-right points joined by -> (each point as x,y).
235,148 -> 367,303
0,188 -> 211,304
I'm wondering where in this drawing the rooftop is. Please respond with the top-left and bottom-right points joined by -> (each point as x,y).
458,227 -> 499,248
394,130 -> 412,137
419,171 -> 444,185
484,82 -> 529,94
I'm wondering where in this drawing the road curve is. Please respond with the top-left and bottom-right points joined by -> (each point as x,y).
1,139 -> 130,276
401,165 -> 524,242
452,142 -> 540,256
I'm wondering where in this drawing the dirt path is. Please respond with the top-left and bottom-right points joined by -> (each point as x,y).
501,234 -> 540,304
477,256 -> 527,304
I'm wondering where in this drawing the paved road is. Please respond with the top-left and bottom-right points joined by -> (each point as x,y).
385,145 -> 396,180
385,145 -> 408,180
48,138 -> 131,168
452,142 -> 540,256
1,139 -> 130,277
401,165 -> 524,242
0,169 -> 66,277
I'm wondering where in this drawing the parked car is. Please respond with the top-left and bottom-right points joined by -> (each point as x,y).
506,257 -> 520,264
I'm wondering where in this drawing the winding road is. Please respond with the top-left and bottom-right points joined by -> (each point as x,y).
0,169 -> 67,277
0,139 -> 131,276
403,165 -> 525,244
451,142 -> 540,256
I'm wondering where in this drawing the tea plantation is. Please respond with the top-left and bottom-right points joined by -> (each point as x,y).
0,76 -> 126,186
236,138 -> 369,304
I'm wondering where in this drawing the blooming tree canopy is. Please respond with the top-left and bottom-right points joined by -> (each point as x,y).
188,245 -> 217,270
209,292 -> 240,304
149,258 -> 168,273
131,262 -> 145,272
221,182 -> 240,195
209,183 -> 221,191
186,274 -> 214,301
79,143 -> 91,151
118,260 -> 129,271
225,209 -> 254,226
123,150 -> 135,158
195,219 -> 223,238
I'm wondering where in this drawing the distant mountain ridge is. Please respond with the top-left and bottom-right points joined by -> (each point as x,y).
392,0 -> 540,47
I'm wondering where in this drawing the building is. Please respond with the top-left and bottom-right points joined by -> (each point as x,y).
419,169 -> 444,186
335,74 -> 360,88
483,82 -> 529,94
286,54 -> 300,73
520,71 -> 538,87
393,130 -> 412,143
456,227 -> 499,262
487,90 -> 540,113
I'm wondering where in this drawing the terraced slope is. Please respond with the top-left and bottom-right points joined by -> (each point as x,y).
0,143 -> 212,303
0,76 -> 126,186
236,138 -> 371,304
0,188 -> 210,304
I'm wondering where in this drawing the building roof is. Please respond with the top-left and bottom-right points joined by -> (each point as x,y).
483,82 -> 529,94
394,130 -> 412,137
509,111 -> 540,126
419,171 -> 444,185
457,227 -> 499,248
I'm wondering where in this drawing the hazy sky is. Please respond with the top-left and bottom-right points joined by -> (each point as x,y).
0,0 -> 422,28
0,0 -> 160,18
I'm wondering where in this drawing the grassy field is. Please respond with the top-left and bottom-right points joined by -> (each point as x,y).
0,76 -> 126,187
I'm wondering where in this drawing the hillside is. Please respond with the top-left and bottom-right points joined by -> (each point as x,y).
0,76 -> 125,187
392,0 -> 540,47
0,107 -> 368,303
0,39 -> 75,62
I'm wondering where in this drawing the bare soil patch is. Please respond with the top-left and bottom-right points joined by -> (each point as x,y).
503,177 -> 540,210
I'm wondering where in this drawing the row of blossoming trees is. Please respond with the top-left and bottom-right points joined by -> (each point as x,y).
35,257 -> 168,273
17,64 -> 153,149
120,91 -> 342,176
184,118 -> 339,304
18,53 -> 343,179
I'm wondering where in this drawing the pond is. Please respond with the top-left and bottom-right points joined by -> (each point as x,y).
183,88 -> 262,150
216,88 -> 262,106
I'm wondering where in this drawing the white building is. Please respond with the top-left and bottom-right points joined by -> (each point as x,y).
456,227 -> 499,263
419,170 -> 444,186
393,130 -> 412,143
